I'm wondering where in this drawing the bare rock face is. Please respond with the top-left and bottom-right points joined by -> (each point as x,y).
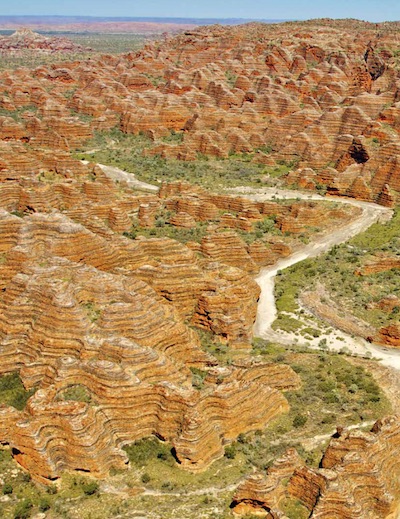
377,324 -> 400,347
232,448 -> 305,516
355,254 -> 400,276
0,146 -> 310,481
232,417 -> 400,519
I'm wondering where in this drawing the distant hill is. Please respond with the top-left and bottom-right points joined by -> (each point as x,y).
0,15 -> 288,34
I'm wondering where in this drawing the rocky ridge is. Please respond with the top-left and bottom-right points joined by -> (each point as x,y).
232,416 -> 400,519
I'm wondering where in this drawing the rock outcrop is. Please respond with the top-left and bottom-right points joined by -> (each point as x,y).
232,416 -> 400,519
2,21 -> 400,202
0,147 -> 315,481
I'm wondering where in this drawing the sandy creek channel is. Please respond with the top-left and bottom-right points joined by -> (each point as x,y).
95,161 -> 400,371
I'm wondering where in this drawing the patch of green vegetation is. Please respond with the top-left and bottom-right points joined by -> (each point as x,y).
300,326 -> 321,338
352,207 -> 400,250
81,301 -> 101,322
123,437 -> 175,468
190,367 -> 208,390
0,373 -> 36,410
233,340 -> 391,470
161,129 -> 184,143
225,70 -> 238,87
274,207 -> 400,331
0,105 -> 37,122
73,127 -> 283,190
255,144 -> 273,155
274,257 -> 324,314
69,109 -> 94,124
194,328 -> 231,364
266,163 -> 293,178
272,314 -> 303,333
58,384 -> 92,404
124,218 -> 209,244
143,73 -> 165,87
10,210 -> 26,218
37,170 -> 64,183
280,497 -> 310,519
124,437 -> 247,494
13,499 -> 32,519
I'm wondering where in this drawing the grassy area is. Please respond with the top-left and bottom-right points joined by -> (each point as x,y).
57,384 -> 93,404
274,258 -> 319,313
273,207 -> 400,331
0,33 -> 149,71
123,437 -> 248,493
74,128 -> 287,190
235,339 -> 391,470
0,372 -> 36,410
124,219 -> 210,244
0,106 -> 37,121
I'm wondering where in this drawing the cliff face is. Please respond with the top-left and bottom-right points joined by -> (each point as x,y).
232,416 -> 400,519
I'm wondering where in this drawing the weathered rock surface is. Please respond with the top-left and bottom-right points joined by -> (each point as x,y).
0,150 -> 312,480
2,21 -> 400,202
232,416 -> 400,518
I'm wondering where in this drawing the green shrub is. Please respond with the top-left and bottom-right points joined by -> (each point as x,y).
224,445 -> 236,459
293,414 -> 308,428
58,384 -> 92,403
0,372 -> 37,410
82,480 -> 99,496
190,367 -> 208,390
46,483 -> 58,494
39,497 -> 51,512
123,437 -> 174,467
2,482 -> 13,494
13,499 -> 33,519
141,473 -> 151,484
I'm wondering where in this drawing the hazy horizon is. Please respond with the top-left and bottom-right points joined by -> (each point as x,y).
0,0 -> 399,23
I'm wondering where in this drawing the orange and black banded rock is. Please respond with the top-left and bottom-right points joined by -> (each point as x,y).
233,417 -> 400,519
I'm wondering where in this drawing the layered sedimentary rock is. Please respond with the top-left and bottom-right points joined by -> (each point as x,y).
0,19 -> 398,503
0,143 -> 315,480
0,212 -> 302,479
232,448 -> 305,517
233,417 -> 400,519
2,21 -> 400,202
355,255 -> 400,276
